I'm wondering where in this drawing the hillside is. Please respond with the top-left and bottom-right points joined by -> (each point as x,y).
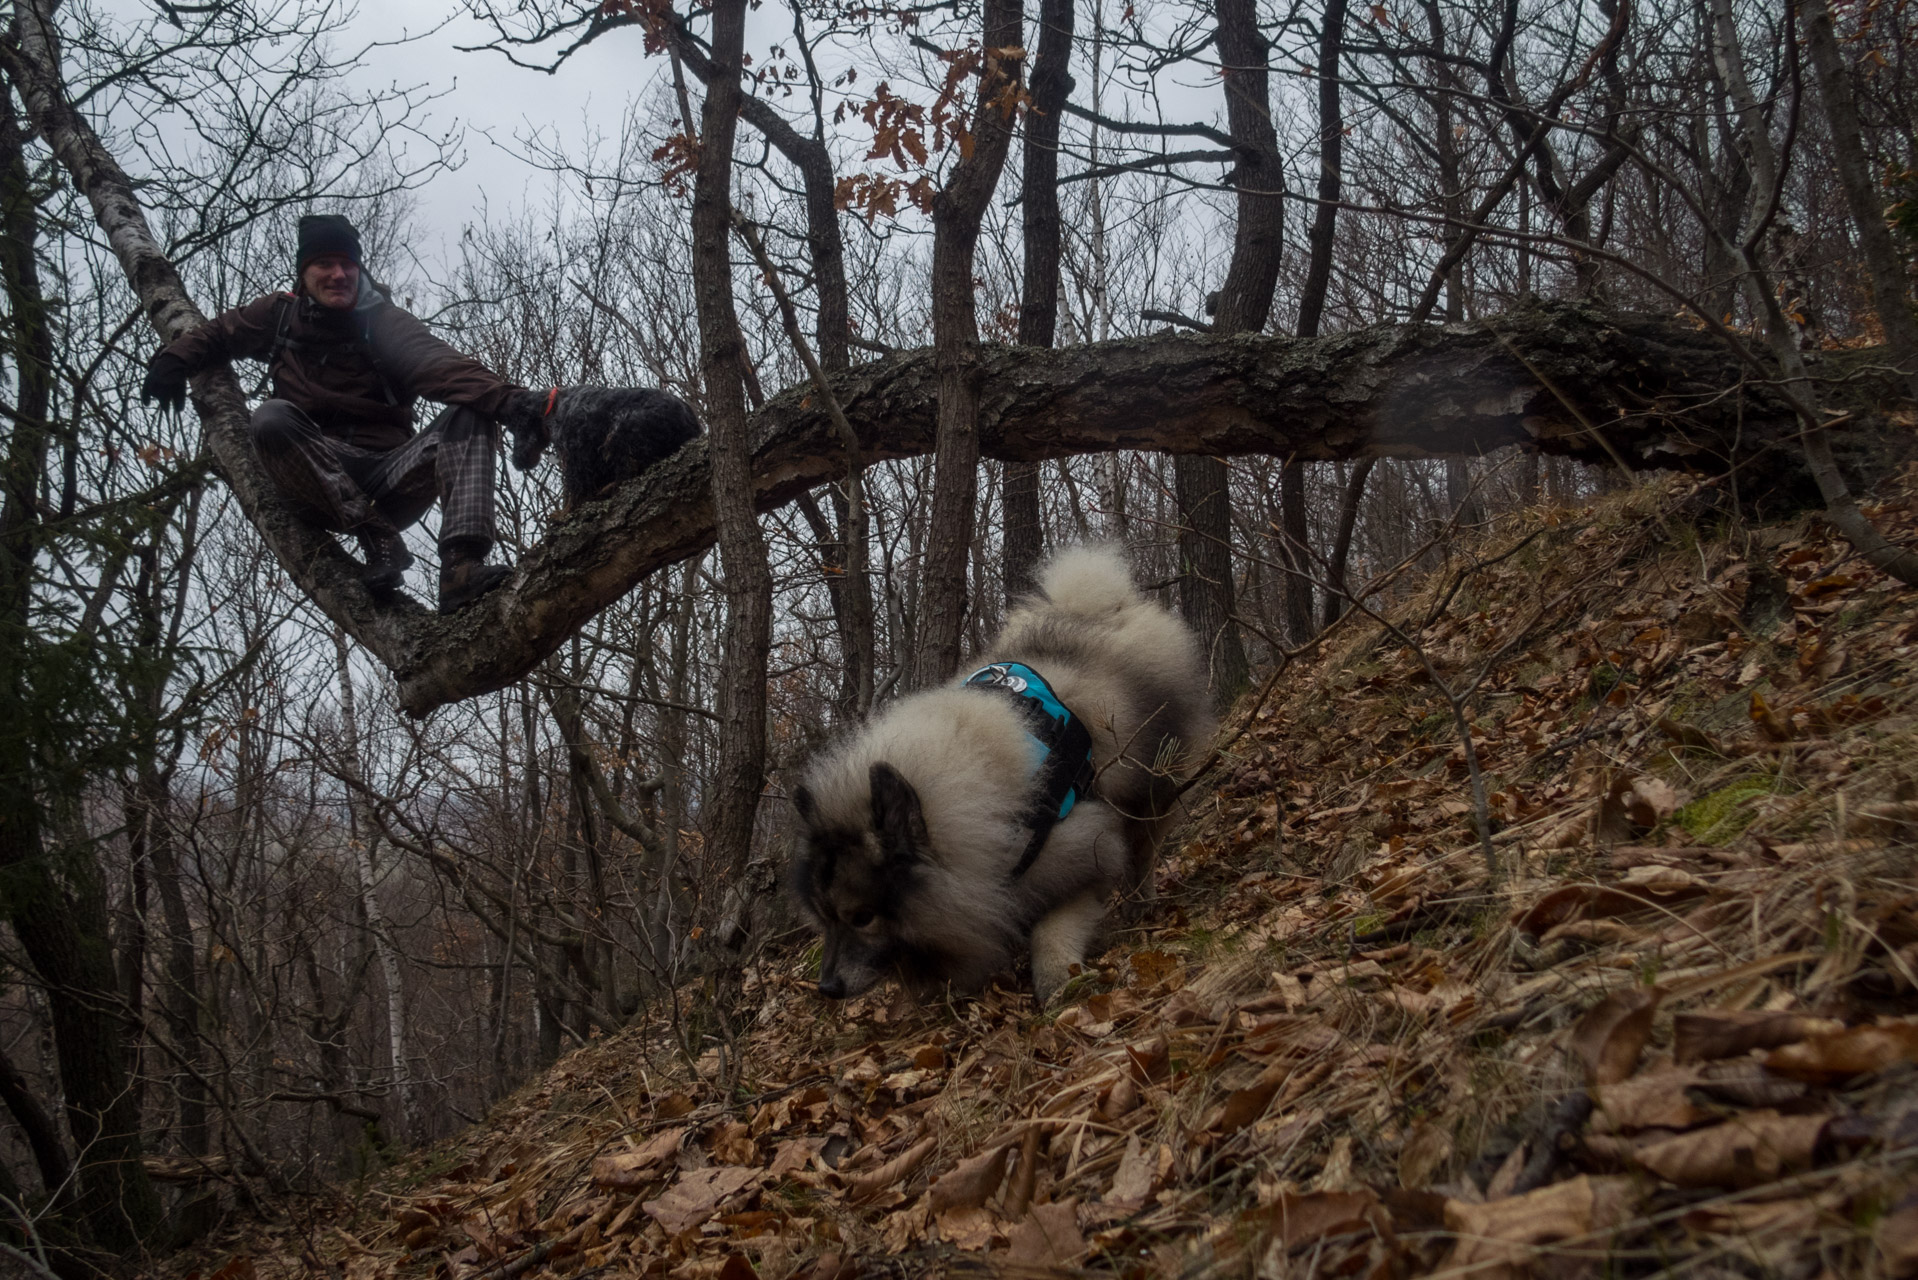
174,473 -> 1918,1280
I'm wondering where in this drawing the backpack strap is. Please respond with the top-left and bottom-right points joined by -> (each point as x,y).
261,289 -> 400,407
250,292 -> 296,399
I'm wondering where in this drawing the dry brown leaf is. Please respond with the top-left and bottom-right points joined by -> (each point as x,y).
1313,1135 -> 1357,1192
1683,1197 -> 1830,1269
1763,1020 -> 1918,1083
1852,800 -> 1918,838
1632,1109 -> 1828,1188
1211,1062 -> 1288,1134
1397,1116 -> 1452,1188
642,1166 -> 760,1235
1097,1073 -> 1140,1122
1542,918 -> 1647,947
1569,985 -> 1663,1085
1004,1200 -> 1085,1268
934,1205 -> 1002,1251
1877,1190 -> 1918,1279
1124,1036 -> 1170,1084
1129,948 -> 1180,987
1656,718 -> 1723,753
1625,777 -> 1688,829
1672,1010 -> 1842,1063
928,1143 -> 1009,1214
1539,809 -> 1591,849
1160,987 -> 1218,1026
766,1136 -> 826,1179
1482,1143 -> 1527,1200
1443,1175 -> 1635,1273
1112,1137 -> 1173,1211
1751,688 -> 1795,741
1252,1189 -> 1382,1250
1515,883 -> 1707,937
881,1197 -> 930,1254
1692,1056 -> 1808,1107
842,1133 -> 937,1201
1239,972 -> 1308,1013
1591,1066 -> 1706,1133
654,1092 -> 697,1120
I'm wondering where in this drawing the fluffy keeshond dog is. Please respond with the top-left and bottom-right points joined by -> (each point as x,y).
503,386 -> 701,506
790,546 -> 1214,1002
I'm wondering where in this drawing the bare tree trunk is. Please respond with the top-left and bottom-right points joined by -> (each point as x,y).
1278,460 -> 1314,643
1798,0 -> 1918,401
1707,0 -> 1918,583
651,552 -> 702,976
672,19 -> 874,720
919,0 -> 1025,684
1006,0 -> 1076,603
1295,0 -> 1346,341
1178,0 -> 1281,700
331,630 -> 418,1145
0,1042 -> 72,1207
692,0 -> 776,890
0,41 -> 161,1248
1323,457 -> 1375,628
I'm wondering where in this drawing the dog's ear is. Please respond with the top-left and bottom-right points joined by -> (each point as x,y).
791,784 -> 818,826
868,762 -> 928,862
501,390 -> 552,471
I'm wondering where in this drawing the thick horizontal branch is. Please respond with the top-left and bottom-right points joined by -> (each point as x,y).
399,300 -> 1898,716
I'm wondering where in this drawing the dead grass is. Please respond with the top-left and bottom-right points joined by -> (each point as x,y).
163,470 -> 1918,1280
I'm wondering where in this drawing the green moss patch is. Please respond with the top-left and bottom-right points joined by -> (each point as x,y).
1674,775 -> 1775,844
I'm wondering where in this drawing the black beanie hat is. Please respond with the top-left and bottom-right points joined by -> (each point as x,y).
296,214 -> 363,274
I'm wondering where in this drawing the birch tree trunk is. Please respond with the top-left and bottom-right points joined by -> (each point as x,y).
331,630 -> 418,1145
0,24 -> 162,1246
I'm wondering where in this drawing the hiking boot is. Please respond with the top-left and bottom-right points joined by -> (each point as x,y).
355,526 -> 414,599
438,549 -> 511,614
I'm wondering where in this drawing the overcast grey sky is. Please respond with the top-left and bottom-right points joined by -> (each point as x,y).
352,0 -> 662,254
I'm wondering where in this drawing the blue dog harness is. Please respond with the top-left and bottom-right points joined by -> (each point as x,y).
962,661 -> 1097,878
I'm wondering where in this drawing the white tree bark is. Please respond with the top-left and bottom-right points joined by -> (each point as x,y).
330,630 -> 418,1145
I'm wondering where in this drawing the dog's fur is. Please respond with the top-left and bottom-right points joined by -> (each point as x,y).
504,386 -> 701,506
790,547 -> 1213,1002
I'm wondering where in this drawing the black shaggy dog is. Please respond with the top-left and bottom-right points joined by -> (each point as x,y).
501,386 -> 701,506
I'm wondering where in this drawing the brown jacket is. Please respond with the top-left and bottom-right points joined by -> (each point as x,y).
165,286 -> 523,451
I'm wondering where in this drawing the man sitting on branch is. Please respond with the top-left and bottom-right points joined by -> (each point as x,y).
142,213 -> 536,614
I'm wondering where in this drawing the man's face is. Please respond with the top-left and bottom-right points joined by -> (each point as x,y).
301,254 -> 360,310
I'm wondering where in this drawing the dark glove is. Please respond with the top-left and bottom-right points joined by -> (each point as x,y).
141,351 -> 189,414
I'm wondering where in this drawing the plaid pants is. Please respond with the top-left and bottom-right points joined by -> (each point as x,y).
250,400 -> 497,551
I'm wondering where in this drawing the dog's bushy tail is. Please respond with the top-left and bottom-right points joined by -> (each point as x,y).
1035,544 -> 1140,618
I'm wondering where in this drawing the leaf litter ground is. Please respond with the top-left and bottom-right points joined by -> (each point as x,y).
176,472 -> 1918,1280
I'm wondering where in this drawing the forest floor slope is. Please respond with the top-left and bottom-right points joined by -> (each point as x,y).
176,471 -> 1918,1279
